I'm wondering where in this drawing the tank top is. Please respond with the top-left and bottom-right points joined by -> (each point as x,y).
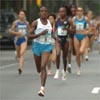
16,20 -> 28,35
90,19 -> 95,27
34,18 -> 54,44
56,18 -> 70,36
74,16 -> 87,31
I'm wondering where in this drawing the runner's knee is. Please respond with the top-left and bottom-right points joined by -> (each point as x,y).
80,49 -> 84,55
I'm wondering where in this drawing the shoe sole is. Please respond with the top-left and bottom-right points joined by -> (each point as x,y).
67,68 -> 72,73
18,69 -> 22,74
38,92 -> 44,97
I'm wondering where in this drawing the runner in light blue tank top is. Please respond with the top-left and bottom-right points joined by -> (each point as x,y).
72,7 -> 90,75
74,15 -> 87,41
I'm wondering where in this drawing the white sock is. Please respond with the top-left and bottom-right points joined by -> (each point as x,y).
41,86 -> 45,90
68,64 -> 71,68
56,69 -> 59,72
85,55 -> 88,59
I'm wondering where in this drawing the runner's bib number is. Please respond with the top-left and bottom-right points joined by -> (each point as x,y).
76,23 -> 84,30
57,26 -> 67,36
18,25 -> 27,35
38,33 -> 55,44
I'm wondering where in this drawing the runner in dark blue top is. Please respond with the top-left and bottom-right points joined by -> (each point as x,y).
9,10 -> 31,74
54,5 -> 72,80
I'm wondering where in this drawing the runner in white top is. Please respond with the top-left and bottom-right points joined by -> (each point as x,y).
27,6 -> 54,97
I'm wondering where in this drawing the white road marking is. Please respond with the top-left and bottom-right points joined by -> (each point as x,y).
0,57 -> 16,60
0,63 -> 19,69
0,60 -> 30,70
91,87 -> 100,94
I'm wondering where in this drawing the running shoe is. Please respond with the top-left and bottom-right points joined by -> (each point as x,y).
77,70 -> 81,76
85,55 -> 89,61
67,67 -> 72,73
54,70 -> 59,79
38,88 -> 45,97
18,69 -> 22,74
47,70 -> 52,76
62,70 -> 67,80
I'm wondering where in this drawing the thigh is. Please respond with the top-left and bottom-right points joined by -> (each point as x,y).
80,37 -> 88,53
69,38 -> 73,51
41,52 -> 51,67
86,37 -> 89,48
90,35 -> 95,43
20,41 -> 27,56
62,42 -> 69,56
74,37 -> 80,54
55,40 -> 61,55
34,54 -> 41,67
51,47 -> 56,62
15,45 -> 20,56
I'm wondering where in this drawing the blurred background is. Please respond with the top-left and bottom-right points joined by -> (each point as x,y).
0,0 -> 100,50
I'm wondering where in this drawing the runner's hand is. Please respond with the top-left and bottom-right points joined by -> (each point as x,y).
17,32 -> 22,36
56,37 -> 61,42
94,36 -> 98,41
40,29 -> 48,35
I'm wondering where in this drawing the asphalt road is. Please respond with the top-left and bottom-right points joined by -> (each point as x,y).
0,42 -> 100,100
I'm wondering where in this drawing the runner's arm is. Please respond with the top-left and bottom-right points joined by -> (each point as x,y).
26,21 -> 31,34
69,17 -> 75,34
9,21 -> 22,35
27,20 -> 48,39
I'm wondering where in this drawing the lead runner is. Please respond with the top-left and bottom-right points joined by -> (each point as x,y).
27,6 -> 54,97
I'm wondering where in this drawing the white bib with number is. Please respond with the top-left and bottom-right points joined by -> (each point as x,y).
76,23 -> 84,30
34,18 -> 53,44
57,26 -> 67,36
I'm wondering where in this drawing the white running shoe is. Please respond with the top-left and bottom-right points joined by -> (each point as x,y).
85,55 -> 89,61
38,89 -> 45,97
38,87 -> 45,97
47,70 -> 52,76
62,70 -> 67,80
54,70 -> 59,79
77,70 -> 81,76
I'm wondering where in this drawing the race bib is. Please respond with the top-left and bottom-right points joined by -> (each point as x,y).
38,36 -> 46,42
57,26 -> 67,36
47,36 -> 55,44
76,23 -> 84,30
18,25 -> 27,35
18,29 -> 27,35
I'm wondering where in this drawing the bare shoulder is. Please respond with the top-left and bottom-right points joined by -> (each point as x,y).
25,21 -> 30,24
10,20 -> 19,28
71,16 -> 76,23
31,20 -> 38,27
85,16 -> 89,22
13,20 -> 19,25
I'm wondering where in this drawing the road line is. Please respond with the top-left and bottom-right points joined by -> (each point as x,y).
0,60 -> 30,70
91,87 -> 100,94
0,63 -> 18,69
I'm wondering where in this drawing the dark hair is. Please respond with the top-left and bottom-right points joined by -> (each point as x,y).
69,4 -> 77,9
18,9 -> 27,15
60,5 -> 71,16
69,4 -> 77,16
48,13 -> 56,20
39,6 -> 48,11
